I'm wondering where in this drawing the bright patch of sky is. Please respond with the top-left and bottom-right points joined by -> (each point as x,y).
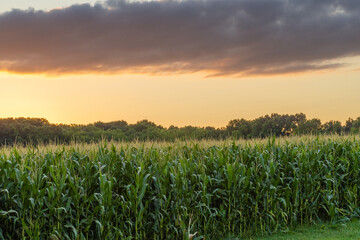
0,1 -> 104,13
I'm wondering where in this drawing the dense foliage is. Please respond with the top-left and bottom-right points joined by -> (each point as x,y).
0,113 -> 360,145
0,137 -> 360,239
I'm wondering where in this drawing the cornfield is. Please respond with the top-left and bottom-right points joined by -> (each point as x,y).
0,136 -> 360,239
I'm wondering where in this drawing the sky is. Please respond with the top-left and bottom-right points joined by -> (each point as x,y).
0,0 -> 359,127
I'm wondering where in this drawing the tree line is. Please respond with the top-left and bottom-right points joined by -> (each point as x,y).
0,113 -> 359,145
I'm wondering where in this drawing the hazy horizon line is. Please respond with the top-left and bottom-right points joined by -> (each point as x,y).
1,112 -> 357,128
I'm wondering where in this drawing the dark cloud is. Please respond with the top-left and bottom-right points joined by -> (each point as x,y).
0,0 -> 359,76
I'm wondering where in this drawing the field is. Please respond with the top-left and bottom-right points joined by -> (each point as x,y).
0,135 -> 360,239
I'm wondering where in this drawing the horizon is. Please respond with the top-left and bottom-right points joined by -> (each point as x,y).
1,0 -> 359,127
1,112 -> 357,129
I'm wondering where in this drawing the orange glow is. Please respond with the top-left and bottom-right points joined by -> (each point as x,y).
1,66 -> 360,127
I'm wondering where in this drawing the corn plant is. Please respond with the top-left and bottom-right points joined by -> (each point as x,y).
0,136 -> 359,239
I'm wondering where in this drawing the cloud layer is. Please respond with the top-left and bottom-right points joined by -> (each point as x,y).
0,0 -> 359,76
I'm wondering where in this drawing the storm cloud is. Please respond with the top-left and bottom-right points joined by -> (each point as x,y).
0,0 -> 359,76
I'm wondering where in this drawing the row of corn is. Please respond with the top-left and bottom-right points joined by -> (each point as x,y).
0,137 -> 360,239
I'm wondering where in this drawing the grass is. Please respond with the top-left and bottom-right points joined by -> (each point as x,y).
251,220 -> 360,240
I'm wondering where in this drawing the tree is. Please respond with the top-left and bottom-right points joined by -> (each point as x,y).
295,118 -> 321,135
322,120 -> 342,134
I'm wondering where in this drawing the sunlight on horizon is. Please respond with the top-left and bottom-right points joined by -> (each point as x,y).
1,67 -> 360,127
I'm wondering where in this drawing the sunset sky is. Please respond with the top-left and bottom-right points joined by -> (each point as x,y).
1,0 -> 359,127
